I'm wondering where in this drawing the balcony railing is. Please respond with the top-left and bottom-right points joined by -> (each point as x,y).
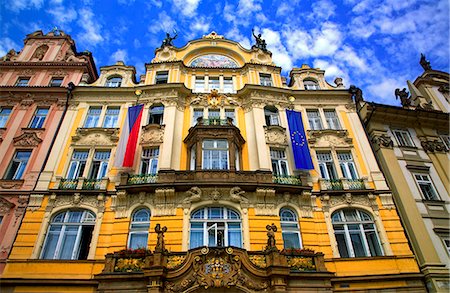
273,175 -> 302,185
55,177 -> 108,190
82,179 -> 103,190
319,177 -> 370,191
320,179 -> 344,191
345,179 -> 365,190
196,117 -> 234,126
59,178 -> 78,190
127,174 -> 158,185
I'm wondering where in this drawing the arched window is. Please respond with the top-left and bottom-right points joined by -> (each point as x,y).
41,210 -> 96,260
280,208 -> 302,248
190,207 -> 242,249
264,106 -> 279,126
332,209 -> 383,258
149,104 -> 164,125
105,76 -> 122,87
304,79 -> 320,90
128,208 -> 151,249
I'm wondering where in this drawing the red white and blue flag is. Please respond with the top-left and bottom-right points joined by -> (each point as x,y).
114,104 -> 144,167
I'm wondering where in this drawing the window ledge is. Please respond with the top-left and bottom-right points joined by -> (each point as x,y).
142,124 -> 164,130
398,146 -> 418,150
21,127 -> 45,131
421,199 -> 446,204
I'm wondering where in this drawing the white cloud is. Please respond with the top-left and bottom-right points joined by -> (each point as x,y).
225,27 -> 251,49
7,0 -> 43,12
172,0 -> 201,17
366,78 -> 405,104
76,8 -> 104,47
133,39 -> 141,49
335,45 -> 368,73
313,59 -> 350,86
149,11 -> 176,34
0,38 -> 20,57
110,49 -> 127,63
310,0 -> 336,20
47,6 -> 77,24
262,28 -> 293,71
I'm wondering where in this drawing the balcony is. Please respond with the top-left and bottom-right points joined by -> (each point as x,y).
196,117 -> 233,126
272,175 -> 302,185
55,177 -> 109,190
127,174 -> 158,185
319,177 -> 370,191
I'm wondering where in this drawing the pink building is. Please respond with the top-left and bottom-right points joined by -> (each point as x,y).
0,30 -> 97,273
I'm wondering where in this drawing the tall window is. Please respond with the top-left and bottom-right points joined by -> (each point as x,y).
140,148 -> 159,174
84,107 -> 102,128
271,149 -> 289,176
304,79 -> 320,90
195,77 -> 205,92
16,77 -> 30,86
29,108 -> 49,128
307,110 -> 323,130
208,109 -> 220,122
392,129 -> 415,147
337,152 -> 358,179
105,76 -> 122,87
50,78 -> 64,87
439,135 -> 450,151
441,237 -> 450,255
4,150 -> 32,180
128,208 -> 150,249
0,107 -> 12,128
155,71 -> 168,84
190,207 -> 242,249
259,73 -> 272,86
223,77 -> 233,93
88,150 -> 110,179
332,209 -> 383,258
102,107 -> 119,128
280,208 -> 302,248
264,106 -> 279,126
67,150 -> 89,179
202,140 -> 229,170
149,104 -> 164,125
193,108 -> 204,125
208,77 -> 220,91
317,151 -> 338,180
225,109 -> 235,125
41,210 -> 95,260
324,110 -> 341,130
414,174 -> 439,200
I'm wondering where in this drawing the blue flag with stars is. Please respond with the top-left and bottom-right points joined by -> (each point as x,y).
286,110 -> 314,170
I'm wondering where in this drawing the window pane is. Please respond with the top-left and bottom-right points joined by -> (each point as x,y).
282,232 -> 301,248
41,228 -> 61,259
59,226 -> 78,259
129,233 -> 149,249
335,233 -> 349,258
365,231 -> 383,256
190,230 -> 203,249
228,231 -> 242,247
350,232 -> 366,257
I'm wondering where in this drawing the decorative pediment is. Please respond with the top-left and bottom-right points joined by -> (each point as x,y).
0,197 -> 15,214
141,124 -> 164,145
72,128 -> 119,146
250,48 -> 274,65
307,129 -> 352,147
190,54 -> 238,68
191,90 -> 239,108
13,131 -> 43,147
264,125 -> 288,147
152,46 -> 177,63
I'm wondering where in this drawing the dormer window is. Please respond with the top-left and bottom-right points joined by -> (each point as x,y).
105,76 -> 122,87
16,77 -> 30,87
304,79 -> 320,90
155,71 -> 168,84
50,78 -> 64,87
259,73 -> 272,86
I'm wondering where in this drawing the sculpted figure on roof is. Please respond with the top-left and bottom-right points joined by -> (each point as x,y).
252,29 -> 268,52
161,31 -> 178,48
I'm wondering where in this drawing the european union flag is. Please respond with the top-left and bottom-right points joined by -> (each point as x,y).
286,110 -> 314,170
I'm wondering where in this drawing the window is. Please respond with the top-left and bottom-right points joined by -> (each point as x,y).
29,108 -> 49,128
155,71 -> 168,84
128,208 -> 150,249
332,209 -> 383,258
208,77 -> 220,91
317,151 -> 338,180
84,107 -> 102,128
105,76 -> 122,87
41,210 -> 95,260
193,108 -> 204,125
337,152 -> 358,179
441,236 -> 450,255
307,110 -> 323,130
202,139 -> 229,170
280,208 -> 302,248
259,73 -> 272,86
16,78 -> 30,86
271,149 -> 289,176
393,129 -> 415,147
149,104 -> 164,125
88,150 -> 110,179
50,78 -> 64,87
304,79 -> 320,90
440,135 -> 450,151
225,109 -> 235,125
223,77 -> 233,93
0,107 -> 12,128
67,150 -> 89,179
102,107 -> 120,128
190,207 -> 242,249
140,148 -> 159,174
4,150 -> 31,180
414,174 -> 439,200
324,110 -> 341,130
195,76 -> 205,92
208,109 -> 220,122
264,106 -> 279,126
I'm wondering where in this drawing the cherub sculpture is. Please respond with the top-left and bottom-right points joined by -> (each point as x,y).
154,223 -> 168,253
266,223 -> 278,251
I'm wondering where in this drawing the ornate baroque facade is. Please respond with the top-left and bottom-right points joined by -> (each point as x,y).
0,31 -> 426,292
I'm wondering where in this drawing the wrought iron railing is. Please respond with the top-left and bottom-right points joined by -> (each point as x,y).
272,175 -> 302,185
82,179 -> 102,190
345,179 -> 365,190
196,117 -> 233,126
127,174 -> 158,185
321,179 -> 344,190
59,178 -> 78,189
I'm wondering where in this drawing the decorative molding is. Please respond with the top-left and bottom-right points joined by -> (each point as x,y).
154,188 -> 176,216
264,125 -> 288,147
28,193 -> 44,211
307,129 -> 352,147
13,131 -> 43,147
0,180 -> 25,189
72,128 -> 119,146
46,192 -> 105,213
379,193 -> 395,210
0,197 -> 15,214
370,133 -> 394,149
419,137 -> 448,153
141,124 -> 164,145
255,188 -> 277,215
320,193 -> 378,213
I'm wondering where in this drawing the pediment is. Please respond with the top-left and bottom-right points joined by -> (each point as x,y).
13,131 -> 43,147
190,90 -> 239,108
141,124 -> 165,145
264,125 -> 288,147
0,197 -> 15,214
307,129 -> 353,147
72,128 -> 119,146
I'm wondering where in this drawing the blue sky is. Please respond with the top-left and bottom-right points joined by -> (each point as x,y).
1,0 -> 448,105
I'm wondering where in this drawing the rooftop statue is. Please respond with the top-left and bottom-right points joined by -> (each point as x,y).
252,29 -> 268,52
160,31 -> 178,48
395,88 -> 411,108
349,85 -> 364,103
420,53 -> 432,71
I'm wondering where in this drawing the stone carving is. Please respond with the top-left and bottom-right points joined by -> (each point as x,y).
371,133 -> 394,148
28,194 -> 44,211
249,255 -> 267,268
395,88 -> 412,108
72,128 -> 119,146
379,193 -> 395,209
420,53 -> 432,71
141,124 -> 164,145
167,255 -> 186,269
298,191 -> 314,218
13,132 -> 43,147
0,180 -> 24,189
349,85 -> 363,103
160,31 -> 177,49
420,139 -> 448,153
203,31 -> 224,39
183,187 -> 202,204
264,125 -> 288,147
31,45 -> 48,61
252,29 -> 268,52
0,197 -> 14,214
321,193 -> 378,212
154,223 -> 168,253
209,187 -> 221,201
229,186 -> 248,203
47,193 -> 105,213
19,98 -> 34,110
308,129 -> 352,147
255,188 -> 277,215
154,188 -> 176,216
1,49 -> 18,61
265,223 -> 278,251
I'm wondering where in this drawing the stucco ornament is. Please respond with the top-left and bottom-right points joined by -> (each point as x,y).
419,137 -> 448,153
255,188 -> 277,216
264,125 -> 288,147
0,197 -> 14,214
72,128 -> 119,146
308,129 -> 353,148
183,186 -> 202,205
229,186 -> 249,203
154,188 -> 176,216
371,133 -> 394,149
13,131 -> 43,147
141,124 -> 164,145
320,193 -> 378,213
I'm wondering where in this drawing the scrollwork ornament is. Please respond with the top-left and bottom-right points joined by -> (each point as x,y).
371,133 -> 393,148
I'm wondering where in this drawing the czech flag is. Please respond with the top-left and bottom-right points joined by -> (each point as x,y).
114,104 -> 144,167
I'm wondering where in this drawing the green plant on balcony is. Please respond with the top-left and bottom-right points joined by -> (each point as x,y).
272,175 -> 302,185
59,178 -> 78,189
127,174 -> 158,185
82,179 -> 101,190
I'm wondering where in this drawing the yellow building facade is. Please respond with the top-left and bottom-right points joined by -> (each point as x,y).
1,32 -> 425,292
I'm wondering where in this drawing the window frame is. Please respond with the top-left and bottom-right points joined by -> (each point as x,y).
280,208 -> 302,249
88,150 -> 111,180
105,76 -> 122,87
271,149 -> 289,176
259,73 -> 272,86
392,129 -> 415,147
202,139 -> 229,170
128,208 -> 151,249
0,107 -> 12,128
4,150 -> 32,180
324,109 -> 341,130
102,107 -> 120,128
307,109 -> 323,130
337,152 -> 358,180
413,173 -> 440,201
264,106 -> 279,126
148,104 -> 164,125
16,77 -> 30,87
140,147 -> 159,175
317,151 -> 338,180
29,107 -> 49,129
303,79 -> 320,90
155,71 -> 169,84
49,77 -> 64,87
84,107 -> 102,128
67,150 -> 89,179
